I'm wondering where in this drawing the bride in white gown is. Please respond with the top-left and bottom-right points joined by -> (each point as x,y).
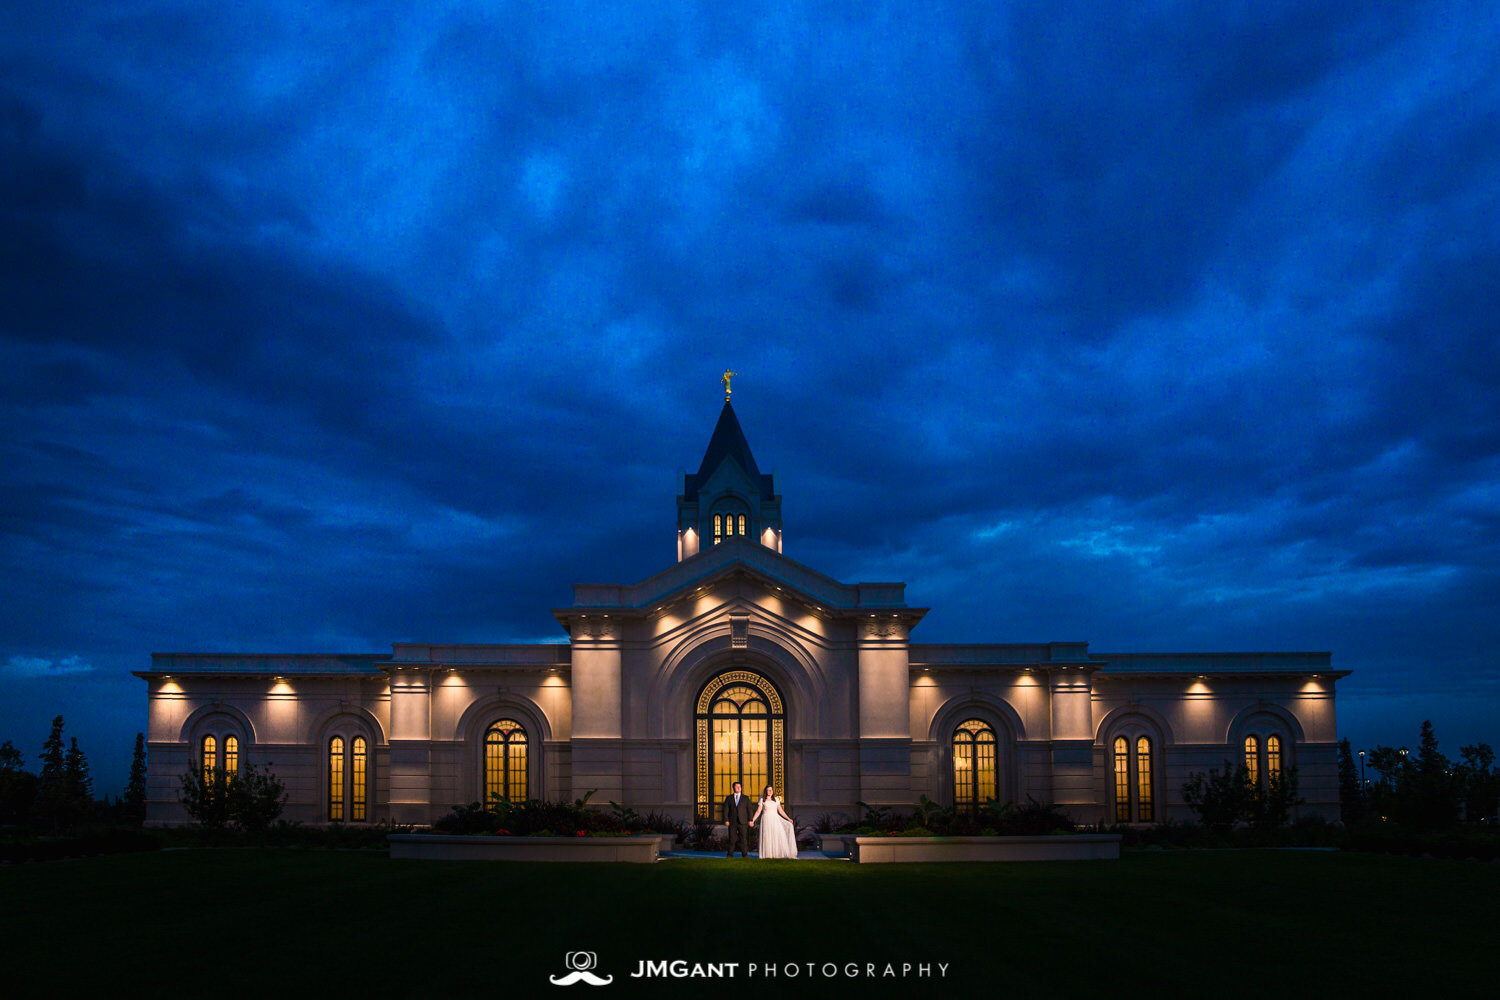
750,785 -> 798,859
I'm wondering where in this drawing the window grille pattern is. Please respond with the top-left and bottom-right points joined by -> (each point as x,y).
953,719 -> 997,813
695,670 -> 784,814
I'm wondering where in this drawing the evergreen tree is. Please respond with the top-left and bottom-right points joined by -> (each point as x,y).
1412,720 -> 1458,830
1458,743 -> 1499,823
1337,738 -> 1363,823
64,737 -> 93,801
124,733 -> 148,824
30,715 -> 69,828
0,740 -> 38,825
37,716 -> 65,788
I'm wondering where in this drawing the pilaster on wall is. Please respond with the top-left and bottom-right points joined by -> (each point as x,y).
1048,668 -> 1096,811
857,617 -> 913,805
567,617 -> 623,806
388,669 -> 432,824
570,618 -> 622,739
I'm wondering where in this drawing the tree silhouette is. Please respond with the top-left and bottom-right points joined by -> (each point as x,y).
124,733 -> 149,825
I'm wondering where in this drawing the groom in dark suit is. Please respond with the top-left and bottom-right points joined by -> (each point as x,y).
723,781 -> 752,858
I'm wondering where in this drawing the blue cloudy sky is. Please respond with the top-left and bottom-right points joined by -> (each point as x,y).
3,2 -> 1498,791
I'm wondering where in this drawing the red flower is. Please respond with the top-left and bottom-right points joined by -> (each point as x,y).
496,829 -> 510,836
575,829 -> 587,837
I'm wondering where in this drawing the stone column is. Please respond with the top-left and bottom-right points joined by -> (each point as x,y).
387,668 -> 433,825
856,615 -> 913,807
569,615 -> 624,804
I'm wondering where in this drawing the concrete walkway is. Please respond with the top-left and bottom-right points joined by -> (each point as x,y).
660,849 -> 848,861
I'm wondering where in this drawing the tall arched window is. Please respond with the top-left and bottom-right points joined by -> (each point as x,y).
1266,735 -> 1282,780
737,513 -> 747,536
713,514 -> 723,544
1113,737 -> 1130,822
484,719 -> 528,804
201,735 -> 217,775
953,719 -> 997,814
695,670 -> 785,816
1243,731 -> 1290,790
328,736 -> 345,822
223,735 -> 239,775
350,736 -> 367,822
1112,732 -> 1156,823
1136,736 -> 1154,822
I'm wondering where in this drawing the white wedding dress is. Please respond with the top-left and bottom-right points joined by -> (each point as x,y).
755,796 -> 798,859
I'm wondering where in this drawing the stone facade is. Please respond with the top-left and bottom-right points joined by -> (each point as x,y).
138,403 -> 1347,826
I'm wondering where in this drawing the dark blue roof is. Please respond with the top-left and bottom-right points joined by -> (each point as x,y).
682,401 -> 776,499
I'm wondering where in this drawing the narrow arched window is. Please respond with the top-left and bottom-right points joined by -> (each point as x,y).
202,735 -> 217,775
1266,735 -> 1282,781
223,735 -> 239,775
952,719 -> 997,814
1113,736 -> 1130,823
1136,736 -> 1154,822
713,514 -> 723,544
350,736 -> 367,822
1244,735 -> 1260,787
484,720 -> 527,804
737,513 -> 746,536
328,736 -> 345,822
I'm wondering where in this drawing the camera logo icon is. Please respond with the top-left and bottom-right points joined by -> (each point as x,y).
550,951 -> 612,986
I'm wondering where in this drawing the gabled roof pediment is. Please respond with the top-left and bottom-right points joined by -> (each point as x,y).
554,537 -> 924,626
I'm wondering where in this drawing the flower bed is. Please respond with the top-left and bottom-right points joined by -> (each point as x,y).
389,833 -> 662,862
845,834 -> 1121,864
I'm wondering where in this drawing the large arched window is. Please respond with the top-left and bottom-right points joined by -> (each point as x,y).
350,736 -> 367,822
1243,731 -> 1288,790
952,719 -> 998,814
326,730 -> 372,822
695,670 -> 785,816
328,736 -> 346,822
484,719 -> 528,804
1112,733 -> 1156,823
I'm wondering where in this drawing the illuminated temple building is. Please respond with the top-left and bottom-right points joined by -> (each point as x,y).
137,399 -> 1347,826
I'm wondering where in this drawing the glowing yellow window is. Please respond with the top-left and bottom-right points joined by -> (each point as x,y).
953,719 -> 997,813
349,736 -> 367,822
1113,736 -> 1130,822
1245,736 -> 1260,786
328,736 -> 345,822
485,720 -> 527,804
1136,736 -> 1154,822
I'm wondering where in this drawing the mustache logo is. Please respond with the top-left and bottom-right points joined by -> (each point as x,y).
550,952 -> 613,987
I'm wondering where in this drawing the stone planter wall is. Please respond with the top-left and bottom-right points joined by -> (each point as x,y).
849,834 -> 1121,863
389,834 -> 662,863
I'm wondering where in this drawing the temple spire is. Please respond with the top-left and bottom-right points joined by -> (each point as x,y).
676,396 -> 782,560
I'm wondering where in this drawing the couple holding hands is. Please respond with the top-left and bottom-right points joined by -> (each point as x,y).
721,781 -> 798,859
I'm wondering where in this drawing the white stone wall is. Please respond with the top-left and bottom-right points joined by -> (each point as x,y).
143,586 -> 1344,827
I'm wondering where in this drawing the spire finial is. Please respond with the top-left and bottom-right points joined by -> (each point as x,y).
721,369 -> 737,402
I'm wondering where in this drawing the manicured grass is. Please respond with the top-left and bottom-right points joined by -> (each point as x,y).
2,849 -> 1494,997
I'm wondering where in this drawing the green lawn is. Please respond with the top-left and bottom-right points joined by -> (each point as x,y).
1,849 -> 1493,997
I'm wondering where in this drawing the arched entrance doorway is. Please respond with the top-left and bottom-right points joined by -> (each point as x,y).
694,668 -> 785,818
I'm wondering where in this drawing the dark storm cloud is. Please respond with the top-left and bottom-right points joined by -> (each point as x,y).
2,1 -> 1498,785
